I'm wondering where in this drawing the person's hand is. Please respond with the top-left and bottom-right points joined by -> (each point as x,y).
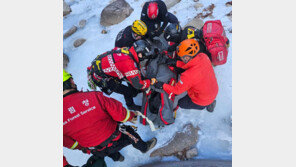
151,78 -> 157,85
154,81 -> 164,89
166,58 -> 177,67
129,113 -> 138,124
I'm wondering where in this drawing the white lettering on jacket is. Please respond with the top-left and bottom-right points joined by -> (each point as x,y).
63,106 -> 96,126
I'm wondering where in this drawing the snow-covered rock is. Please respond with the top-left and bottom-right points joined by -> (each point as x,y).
185,17 -> 204,29
73,38 -> 86,48
150,123 -> 199,159
100,0 -> 134,27
194,3 -> 204,10
164,0 -> 181,9
140,159 -> 232,167
185,147 -> 198,159
63,26 -> 77,39
79,20 -> 86,29
63,53 -> 69,69
63,1 -> 71,16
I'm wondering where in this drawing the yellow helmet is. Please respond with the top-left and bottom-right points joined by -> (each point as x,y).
132,20 -> 147,36
63,69 -> 72,82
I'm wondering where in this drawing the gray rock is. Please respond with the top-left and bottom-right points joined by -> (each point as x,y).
150,123 -> 199,159
185,148 -> 198,159
185,17 -> 204,29
194,3 -> 203,10
63,26 -> 77,39
79,20 -> 87,28
140,159 -> 232,167
164,0 -> 181,9
227,11 -> 232,21
73,38 -> 86,48
63,53 -> 69,69
194,0 -> 199,2
100,0 -> 133,27
63,1 -> 71,16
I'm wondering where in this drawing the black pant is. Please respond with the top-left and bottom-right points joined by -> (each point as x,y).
92,126 -> 147,161
107,80 -> 140,107
178,95 -> 206,110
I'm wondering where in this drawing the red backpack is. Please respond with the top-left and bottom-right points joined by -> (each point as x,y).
202,20 -> 229,66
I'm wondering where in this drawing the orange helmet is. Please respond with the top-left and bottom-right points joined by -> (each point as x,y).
176,39 -> 200,58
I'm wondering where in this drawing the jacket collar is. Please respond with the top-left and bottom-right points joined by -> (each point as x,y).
180,53 -> 206,70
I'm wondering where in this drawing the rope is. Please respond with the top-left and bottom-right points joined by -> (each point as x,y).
135,111 -> 156,131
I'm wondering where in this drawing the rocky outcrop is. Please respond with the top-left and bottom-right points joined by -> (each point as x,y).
185,17 -> 204,29
140,159 -> 232,167
197,4 -> 215,19
63,1 -> 71,16
63,53 -> 69,69
150,123 -> 199,160
63,26 -> 77,39
164,0 -> 181,9
73,38 -> 86,48
100,0 -> 133,27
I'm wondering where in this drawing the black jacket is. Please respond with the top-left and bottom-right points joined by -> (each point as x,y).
167,26 -> 210,59
141,0 -> 178,39
115,26 -> 136,48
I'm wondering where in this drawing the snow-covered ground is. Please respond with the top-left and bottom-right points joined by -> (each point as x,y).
63,0 -> 232,166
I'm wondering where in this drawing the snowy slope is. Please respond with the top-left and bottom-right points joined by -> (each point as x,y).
63,0 -> 232,166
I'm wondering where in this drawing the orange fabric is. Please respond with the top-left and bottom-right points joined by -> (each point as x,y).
163,53 -> 218,106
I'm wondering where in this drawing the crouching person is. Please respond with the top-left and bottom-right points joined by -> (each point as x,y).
151,39 -> 218,112
63,70 -> 157,164
87,40 -> 155,111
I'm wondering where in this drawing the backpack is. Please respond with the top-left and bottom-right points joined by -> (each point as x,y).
202,20 -> 229,66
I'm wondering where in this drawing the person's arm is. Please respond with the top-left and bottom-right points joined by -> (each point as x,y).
122,60 -> 151,90
63,135 -> 83,150
97,92 -> 135,122
163,72 -> 192,95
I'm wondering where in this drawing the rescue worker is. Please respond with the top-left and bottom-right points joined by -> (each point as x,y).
115,20 -> 148,48
87,40 -> 155,111
151,39 -> 218,112
163,23 -> 230,61
63,70 -> 157,165
141,0 -> 178,39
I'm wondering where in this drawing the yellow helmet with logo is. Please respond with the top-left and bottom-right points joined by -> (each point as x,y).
132,20 -> 147,36
63,69 -> 72,82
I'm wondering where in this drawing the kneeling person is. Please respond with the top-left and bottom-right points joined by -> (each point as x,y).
63,70 -> 157,163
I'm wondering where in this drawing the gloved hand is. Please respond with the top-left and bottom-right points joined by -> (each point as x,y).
150,78 -> 157,85
154,81 -> 164,89
166,58 -> 177,67
129,115 -> 138,124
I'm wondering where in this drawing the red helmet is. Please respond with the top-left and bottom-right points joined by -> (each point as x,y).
147,2 -> 158,19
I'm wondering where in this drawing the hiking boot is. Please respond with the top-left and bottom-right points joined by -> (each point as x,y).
117,154 -> 124,162
206,100 -> 216,112
110,152 -> 125,162
127,104 -> 142,111
142,137 -> 157,153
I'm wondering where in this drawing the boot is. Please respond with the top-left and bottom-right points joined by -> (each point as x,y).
142,137 -> 157,153
127,104 -> 142,111
117,154 -> 124,162
109,152 -> 124,162
206,100 -> 216,112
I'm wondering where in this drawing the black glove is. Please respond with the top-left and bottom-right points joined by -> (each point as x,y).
154,81 -> 164,89
166,58 -> 177,67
